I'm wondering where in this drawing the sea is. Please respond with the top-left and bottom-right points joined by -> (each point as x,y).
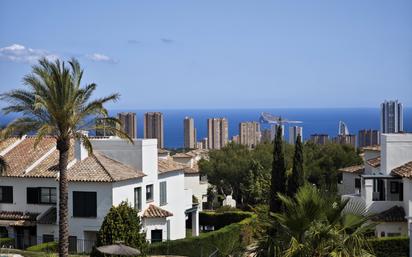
1,108 -> 411,149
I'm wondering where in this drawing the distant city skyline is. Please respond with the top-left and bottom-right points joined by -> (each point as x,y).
1,1 -> 412,109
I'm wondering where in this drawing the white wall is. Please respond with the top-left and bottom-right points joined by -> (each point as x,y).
0,177 -> 57,214
184,174 -> 208,210
375,222 -> 408,237
143,218 -> 168,242
381,134 -> 412,174
341,173 -> 360,195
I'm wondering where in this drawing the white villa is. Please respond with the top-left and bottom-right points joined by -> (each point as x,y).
0,135 -> 201,252
339,133 -> 412,237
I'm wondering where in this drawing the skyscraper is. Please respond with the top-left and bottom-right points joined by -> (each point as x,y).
289,126 -> 303,145
381,100 -> 403,133
117,112 -> 137,139
358,129 -> 380,148
184,117 -> 197,149
310,134 -> 329,145
239,121 -> 261,148
207,118 -> 228,149
271,124 -> 284,140
333,134 -> 356,148
144,112 -> 164,148
338,121 -> 349,136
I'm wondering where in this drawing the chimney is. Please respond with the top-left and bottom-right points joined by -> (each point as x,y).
75,130 -> 89,161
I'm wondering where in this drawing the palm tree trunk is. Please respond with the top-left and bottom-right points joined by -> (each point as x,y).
57,139 -> 70,257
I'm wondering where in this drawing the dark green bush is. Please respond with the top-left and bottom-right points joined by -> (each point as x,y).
369,236 -> 409,257
149,215 -> 254,257
200,211 -> 252,230
26,241 -> 58,252
0,237 -> 14,247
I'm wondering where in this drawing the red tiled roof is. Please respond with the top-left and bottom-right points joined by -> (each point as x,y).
143,205 -> 173,218
338,164 -> 364,174
391,161 -> 412,179
158,158 -> 186,174
366,156 -> 381,168
0,211 -> 38,221
362,145 -> 381,152
0,137 -> 19,153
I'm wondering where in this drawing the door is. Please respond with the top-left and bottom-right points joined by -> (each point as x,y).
151,229 -> 163,243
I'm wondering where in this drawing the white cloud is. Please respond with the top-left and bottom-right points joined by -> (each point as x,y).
0,44 -> 59,63
86,53 -> 116,63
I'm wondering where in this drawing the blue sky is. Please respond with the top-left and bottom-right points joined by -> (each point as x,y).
0,0 -> 411,109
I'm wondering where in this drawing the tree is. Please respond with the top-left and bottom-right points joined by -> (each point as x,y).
0,156 -> 7,174
255,184 -> 375,257
287,134 -> 304,197
0,58 -> 130,257
270,125 -> 286,213
91,202 -> 148,257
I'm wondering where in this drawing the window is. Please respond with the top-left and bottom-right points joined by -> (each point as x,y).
146,184 -> 153,202
390,181 -> 399,193
0,186 -> 13,203
160,181 -> 167,206
43,234 -> 54,243
73,191 -> 97,217
134,187 -> 142,211
27,187 -> 56,204
355,178 -> 361,189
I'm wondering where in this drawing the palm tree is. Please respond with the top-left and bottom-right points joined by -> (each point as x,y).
254,184 -> 375,257
0,156 -> 8,174
0,58 -> 131,257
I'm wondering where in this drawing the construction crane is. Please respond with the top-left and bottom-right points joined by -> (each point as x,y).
259,112 -> 303,125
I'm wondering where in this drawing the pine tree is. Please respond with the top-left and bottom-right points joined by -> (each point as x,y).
287,134 -> 304,196
269,124 -> 287,213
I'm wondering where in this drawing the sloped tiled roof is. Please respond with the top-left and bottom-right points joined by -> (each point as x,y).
0,137 -> 19,153
366,156 -> 381,168
172,152 -> 195,158
158,158 -> 186,174
0,137 -> 145,182
67,152 -> 145,182
183,164 -> 200,174
2,136 -> 56,177
362,145 -> 381,152
391,161 -> 412,178
0,211 -> 38,221
338,164 -> 364,174
371,206 -> 406,222
143,204 -> 173,218
37,207 -> 57,224
158,149 -> 170,154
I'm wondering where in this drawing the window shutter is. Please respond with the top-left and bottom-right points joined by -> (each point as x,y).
27,188 -> 39,204
3,186 -> 13,203
160,182 -> 167,206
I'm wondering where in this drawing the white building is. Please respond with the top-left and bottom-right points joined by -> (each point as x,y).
0,136 -> 199,252
289,126 -> 303,145
340,134 -> 412,237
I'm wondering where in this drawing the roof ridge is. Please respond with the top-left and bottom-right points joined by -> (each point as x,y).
91,152 -> 115,182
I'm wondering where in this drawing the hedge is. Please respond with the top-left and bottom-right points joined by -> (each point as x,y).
369,236 -> 409,257
0,237 -> 14,248
199,211 -> 253,230
26,241 -> 58,252
149,215 -> 255,257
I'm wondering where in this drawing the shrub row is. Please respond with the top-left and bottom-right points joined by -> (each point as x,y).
199,211 -> 253,230
26,241 -> 58,252
0,237 -> 14,248
369,236 -> 409,257
149,215 -> 255,257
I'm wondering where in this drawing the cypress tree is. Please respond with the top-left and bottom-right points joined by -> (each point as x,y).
269,124 -> 287,213
287,134 -> 304,196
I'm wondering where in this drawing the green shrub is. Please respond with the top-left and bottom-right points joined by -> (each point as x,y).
149,214 -> 255,257
0,237 -> 14,247
26,241 -> 58,252
369,236 -> 409,257
200,211 -> 252,230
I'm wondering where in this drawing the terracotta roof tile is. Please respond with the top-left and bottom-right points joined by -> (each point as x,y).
183,164 -> 200,174
362,145 -> 381,152
143,204 -> 173,218
371,206 -> 406,222
338,164 -> 364,174
172,152 -> 194,158
67,152 -> 145,182
158,158 -> 186,174
0,137 -> 19,153
391,161 -> 412,178
0,211 -> 38,221
2,136 -> 56,177
366,156 -> 381,168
